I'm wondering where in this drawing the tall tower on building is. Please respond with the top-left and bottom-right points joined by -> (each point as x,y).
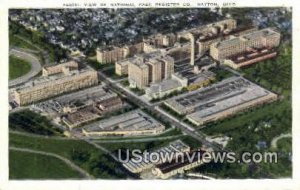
147,59 -> 162,83
188,33 -> 195,66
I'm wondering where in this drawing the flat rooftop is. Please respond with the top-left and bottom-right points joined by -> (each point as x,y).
187,71 -> 215,85
32,85 -> 110,113
16,68 -> 95,93
165,76 -> 276,115
146,79 -> 182,94
123,140 -> 190,173
156,150 -> 205,174
198,25 -> 255,43
226,48 -> 277,64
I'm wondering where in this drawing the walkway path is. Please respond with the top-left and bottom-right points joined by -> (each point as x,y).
9,48 -> 42,87
271,133 -> 292,149
10,146 -> 93,179
9,130 -> 73,141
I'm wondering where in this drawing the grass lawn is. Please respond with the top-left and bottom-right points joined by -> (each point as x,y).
9,150 -> 83,179
9,132 -> 132,179
276,137 -> 292,153
9,132 -> 101,161
9,55 -> 32,80
9,34 -> 39,51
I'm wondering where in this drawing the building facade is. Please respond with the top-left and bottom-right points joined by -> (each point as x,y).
15,70 -> 98,105
42,61 -> 79,76
128,61 -> 150,89
96,42 -> 144,64
210,28 -> 281,61
128,53 -> 175,89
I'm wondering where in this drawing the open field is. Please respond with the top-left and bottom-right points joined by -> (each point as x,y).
10,150 -> 83,179
9,55 -> 32,80
9,132 -> 133,179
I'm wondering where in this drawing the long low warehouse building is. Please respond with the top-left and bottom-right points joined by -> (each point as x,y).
14,69 -> 98,106
82,109 -> 165,137
164,76 -> 277,126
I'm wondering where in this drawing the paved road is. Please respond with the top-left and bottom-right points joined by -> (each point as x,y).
14,35 -> 50,65
186,172 -> 216,180
10,146 -> 93,179
271,133 -> 292,149
82,138 -> 119,161
9,48 -> 42,87
94,134 -> 185,143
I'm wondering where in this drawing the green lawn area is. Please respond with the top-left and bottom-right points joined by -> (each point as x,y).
9,34 -> 39,51
10,150 -> 83,179
10,21 -> 67,62
242,44 -> 292,95
9,132 -> 134,179
9,55 -> 32,80
276,137 -> 292,153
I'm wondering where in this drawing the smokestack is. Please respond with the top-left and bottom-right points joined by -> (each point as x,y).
189,33 -> 195,66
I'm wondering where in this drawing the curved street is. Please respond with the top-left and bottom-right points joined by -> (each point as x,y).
271,133 -> 292,149
10,146 -> 93,179
9,48 -> 42,87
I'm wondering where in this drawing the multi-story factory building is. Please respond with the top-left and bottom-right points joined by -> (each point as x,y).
14,66 -> 98,106
210,28 -> 281,61
197,25 -> 258,56
96,32 -> 176,64
128,60 -> 150,89
128,52 -> 174,89
164,77 -> 277,126
96,42 -> 144,64
42,60 -> 78,76
223,48 -> 278,69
